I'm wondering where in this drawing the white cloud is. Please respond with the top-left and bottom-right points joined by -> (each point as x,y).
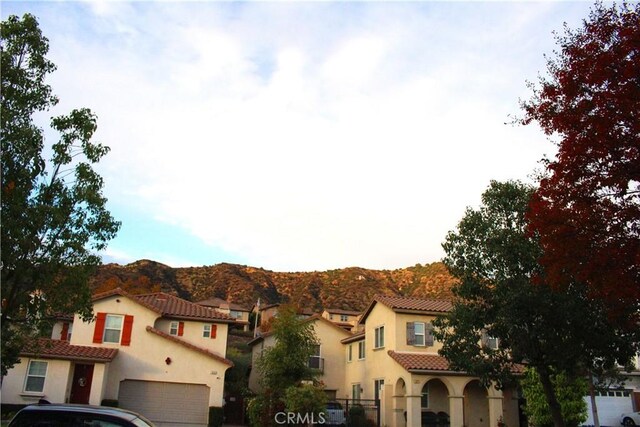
16,1 -> 591,271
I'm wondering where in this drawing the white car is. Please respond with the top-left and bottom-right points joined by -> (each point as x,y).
324,401 -> 346,426
621,411 -> 640,426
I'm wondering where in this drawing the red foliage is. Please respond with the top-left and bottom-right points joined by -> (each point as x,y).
522,3 -> 639,321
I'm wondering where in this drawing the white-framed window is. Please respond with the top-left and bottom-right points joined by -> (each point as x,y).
374,326 -> 384,349
414,322 -> 425,346
352,383 -> 361,401
309,345 -> 322,370
203,324 -> 211,338
230,310 -> 243,319
340,314 -> 349,322
347,344 -> 353,362
169,321 -> 179,336
103,314 -> 123,343
24,360 -> 48,393
358,340 -> 365,360
487,336 -> 499,350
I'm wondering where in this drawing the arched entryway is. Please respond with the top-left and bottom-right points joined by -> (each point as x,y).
394,378 -> 407,427
463,380 -> 489,427
421,379 -> 450,427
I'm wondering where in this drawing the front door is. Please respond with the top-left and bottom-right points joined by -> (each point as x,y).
70,363 -> 94,404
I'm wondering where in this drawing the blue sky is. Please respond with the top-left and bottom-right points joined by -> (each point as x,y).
2,1 -> 594,272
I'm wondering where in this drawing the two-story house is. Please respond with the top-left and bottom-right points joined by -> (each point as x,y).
248,314 -> 351,400
348,295 -> 521,427
196,297 -> 251,331
321,308 -> 362,332
1,288 -> 235,427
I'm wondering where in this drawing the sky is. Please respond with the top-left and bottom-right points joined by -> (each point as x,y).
2,1 -> 595,272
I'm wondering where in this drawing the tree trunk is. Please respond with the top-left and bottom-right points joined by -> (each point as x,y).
537,366 -> 566,427
589,372 -> 600,427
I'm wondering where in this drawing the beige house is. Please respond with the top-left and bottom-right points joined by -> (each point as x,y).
196,297 -> 251,331
2,289 -> 235,427
350,295 -> 522,427
321,308 -> 362,332
248,294 -> 522,427
255,303 -> 315,334
248,314 -> 352,399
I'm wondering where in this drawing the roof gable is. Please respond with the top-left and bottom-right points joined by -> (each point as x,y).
359,295 -> 452,324
145,327 -> 233,366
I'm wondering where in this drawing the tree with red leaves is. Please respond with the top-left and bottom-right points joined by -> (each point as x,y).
521,2 -> 639,325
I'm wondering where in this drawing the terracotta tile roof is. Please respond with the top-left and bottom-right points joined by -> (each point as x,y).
375,295 -> 452,312
195,297 -> 250,312
324,308 -> 361,316
359,295 -> 452,324
21,339 -> 118,362
341,331 -> 365,344
388,351 -> 451,372
146,326 -> 233,367
136,293 -> 234,323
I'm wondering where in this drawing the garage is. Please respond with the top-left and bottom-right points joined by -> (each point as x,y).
118,379 -> 210,427
583,390 -> 634,427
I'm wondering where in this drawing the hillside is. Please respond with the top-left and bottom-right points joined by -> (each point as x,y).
90,260 -> 456,311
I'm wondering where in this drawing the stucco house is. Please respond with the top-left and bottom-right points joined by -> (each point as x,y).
321,308 -> 362,332
1,288 -> 235,427
249,294 -> 523,427
196,297 -> 251,332
248,314 -> 352,399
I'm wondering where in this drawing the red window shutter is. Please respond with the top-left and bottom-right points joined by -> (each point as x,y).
93,313 -> 106,343
178,322 -> 184,337
121,315 -> 134,346
61,322 -> 69,341
211,324 -> 217,339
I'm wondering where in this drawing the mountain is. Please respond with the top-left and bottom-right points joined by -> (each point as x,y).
90,260 -> 456,311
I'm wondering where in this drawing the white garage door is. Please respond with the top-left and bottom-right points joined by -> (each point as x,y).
583,391 -> 634,427
118,380 -> 210,427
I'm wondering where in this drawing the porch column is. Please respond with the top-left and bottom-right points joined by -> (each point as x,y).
406,395 -> 421,427
488,395 -> 504,427
381,384 -> 393,427
392,394 -> 406,427
448,395 -> 464,427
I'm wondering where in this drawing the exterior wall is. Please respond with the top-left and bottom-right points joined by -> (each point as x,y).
248,335 -> 274,393
259,307 -> 279,327
1,358 -> 73,404
362,303 -> 396,400
393,312 -> 444,354
343,338 -> 369,400
312,321 -> 350,397
154,318 -> 229,358
102,330 -> 229,407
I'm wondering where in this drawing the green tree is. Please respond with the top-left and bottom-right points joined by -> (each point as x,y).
522,368 -> 588,427
248,305 -> 321,426
433,181 -> 638,427
1,14 -> 120,376
257,305 -> 319,392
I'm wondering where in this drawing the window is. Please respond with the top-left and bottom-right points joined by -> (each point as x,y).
329,314 -> 334,320
347,344 -> 353,362
309,345 -> 322,370
67,323 -> 73,341
421,383 -> 429,408
169,322 -> 179,336
487,336 -> 499,350
230,310 -> 242,319
358,341 -> 365,360
352,384 -> 361,401
203,324 -> 217,339
374,326 -> 384,349
103,315 -> 123,343
340,314 -> 349,322
24,360 -> 47,393
374,379 -> 384,401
